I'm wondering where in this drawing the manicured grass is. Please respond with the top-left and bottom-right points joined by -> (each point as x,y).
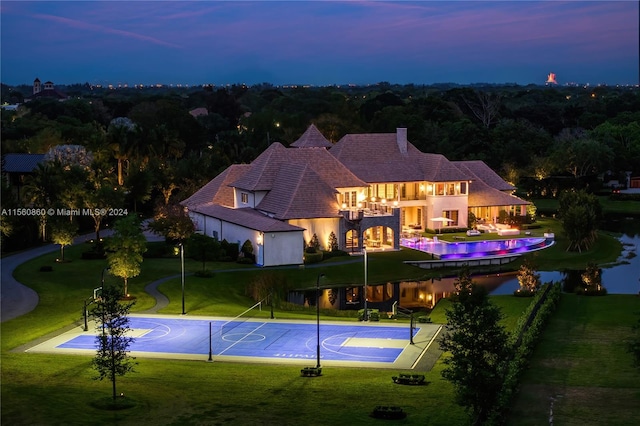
2,241 -> 538,425
2,223 -> 633,426
507,294 -> 640,426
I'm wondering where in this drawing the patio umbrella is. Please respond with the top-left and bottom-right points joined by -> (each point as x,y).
430,217 -> 454,234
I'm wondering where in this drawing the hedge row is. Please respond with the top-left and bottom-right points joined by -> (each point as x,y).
488,282 -> 562,424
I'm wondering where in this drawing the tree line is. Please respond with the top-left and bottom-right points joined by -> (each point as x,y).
1,82 -> 639,251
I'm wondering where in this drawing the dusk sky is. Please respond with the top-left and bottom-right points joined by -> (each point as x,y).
1,1 -> 638,87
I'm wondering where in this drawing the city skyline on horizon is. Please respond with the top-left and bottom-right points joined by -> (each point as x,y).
1,1 -> 638,87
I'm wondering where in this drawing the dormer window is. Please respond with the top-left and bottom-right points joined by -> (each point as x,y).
241,193 -> 248,204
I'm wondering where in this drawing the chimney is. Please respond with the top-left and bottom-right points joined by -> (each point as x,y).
396,128 -> 408,155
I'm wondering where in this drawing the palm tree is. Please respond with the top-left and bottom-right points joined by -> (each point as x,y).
107,117 -> 137,186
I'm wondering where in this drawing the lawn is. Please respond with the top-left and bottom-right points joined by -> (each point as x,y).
507,294 -> 640,426
1,222 -> 635,426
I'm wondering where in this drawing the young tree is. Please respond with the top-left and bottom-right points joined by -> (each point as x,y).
328,231 -> 338,252
50,219 -> 77,262
91,284 -> 137,401
105,215 -> 147,297
581,261 -> 605,294
516,257 -> 541,295
439,267 -> 510,424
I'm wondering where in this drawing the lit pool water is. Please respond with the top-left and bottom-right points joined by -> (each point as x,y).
401,237 -> 552,259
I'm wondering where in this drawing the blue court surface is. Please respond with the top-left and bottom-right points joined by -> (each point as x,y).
28,314 -> 441,368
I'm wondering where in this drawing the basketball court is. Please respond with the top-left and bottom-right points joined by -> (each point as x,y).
26,314 -> 442,369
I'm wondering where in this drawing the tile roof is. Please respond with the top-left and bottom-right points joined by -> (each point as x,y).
290,124 -> 333,148
467,180 -> 530,207
330,132 -> 472,183
257,163 -> 341,219
454,160 -> 515,191
2,153 -> 45,173
455,162 -> 529,207
231,142 -> 366,191
189,204 -> 304,233
181,164 -> 251,208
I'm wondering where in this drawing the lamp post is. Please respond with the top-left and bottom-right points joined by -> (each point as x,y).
180,242 -> 185,315
363,247 -> 368,321
316,273 -> 325,369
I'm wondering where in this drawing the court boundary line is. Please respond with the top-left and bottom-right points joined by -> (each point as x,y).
411,325 -> 442,369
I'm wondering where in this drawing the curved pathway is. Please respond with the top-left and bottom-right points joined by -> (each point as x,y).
2,230 -> 362,321
1,232 -> 110,322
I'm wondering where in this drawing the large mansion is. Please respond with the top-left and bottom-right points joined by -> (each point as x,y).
182,125 -> 529,267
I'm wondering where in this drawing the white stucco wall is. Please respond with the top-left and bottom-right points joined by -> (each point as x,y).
260,231 -> 304,267
189,212 -> 304,267
288,217 -> 340,251
430,196 -> 468,228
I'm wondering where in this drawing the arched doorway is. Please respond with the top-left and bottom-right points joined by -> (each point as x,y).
363,225 -> 395,250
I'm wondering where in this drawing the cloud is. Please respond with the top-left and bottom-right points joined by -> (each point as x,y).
31,13 -> 182,49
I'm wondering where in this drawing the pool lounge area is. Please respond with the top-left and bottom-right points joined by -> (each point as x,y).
400,236 -> 554,260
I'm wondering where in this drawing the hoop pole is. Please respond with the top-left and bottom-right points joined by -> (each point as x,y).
208,321 -> 213,362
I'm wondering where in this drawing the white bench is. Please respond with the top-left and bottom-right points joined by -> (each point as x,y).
466,230 -> 481,237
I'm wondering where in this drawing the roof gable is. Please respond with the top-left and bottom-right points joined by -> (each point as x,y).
290,124 -> 332,148
230,143 -> 289,191
181,164 -> 251,207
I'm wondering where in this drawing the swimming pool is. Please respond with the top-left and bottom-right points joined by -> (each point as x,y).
401,237 -> 553,259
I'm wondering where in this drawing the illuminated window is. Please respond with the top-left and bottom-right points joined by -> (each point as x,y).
436,184 -> 444,195
443,210 -> 459,226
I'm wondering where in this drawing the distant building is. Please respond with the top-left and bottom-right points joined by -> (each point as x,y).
545,73 -> 558,85
189,107 -> 208,118
1,153 -> 45,201
27,78 -> 68,101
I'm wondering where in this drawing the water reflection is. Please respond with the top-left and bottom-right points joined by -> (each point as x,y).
489,233 -> 639,295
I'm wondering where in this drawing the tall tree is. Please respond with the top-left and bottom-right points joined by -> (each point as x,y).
83,159 -> 124,241
107,117 -> 137,186
91,284 -> 137,402
105,215 -> 147,297
439,267 -> 509,424
23,163 -> 63,241
148,204 -> 195,243
558,189 -> 601,252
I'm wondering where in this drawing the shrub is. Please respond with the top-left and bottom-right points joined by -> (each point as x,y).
220,240 -> 239,261
236,256 -> 254,265
143,242 -> 174,258
303,251 -> 323,264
